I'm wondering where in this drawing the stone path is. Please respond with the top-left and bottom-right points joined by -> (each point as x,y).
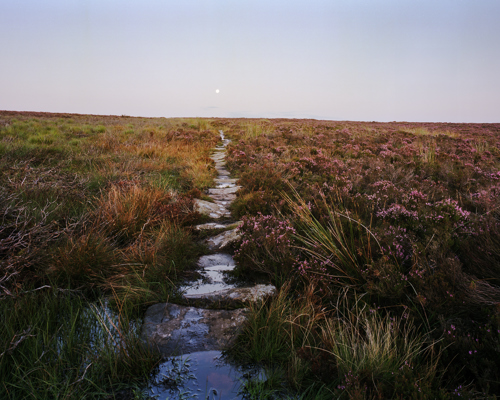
142,130 -> 275,357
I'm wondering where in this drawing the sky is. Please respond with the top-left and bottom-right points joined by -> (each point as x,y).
1,0 -> 499,123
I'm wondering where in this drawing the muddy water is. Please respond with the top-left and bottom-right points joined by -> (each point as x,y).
145,131 -> 266,399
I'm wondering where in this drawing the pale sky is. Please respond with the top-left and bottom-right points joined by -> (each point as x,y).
1,0 -> 499,122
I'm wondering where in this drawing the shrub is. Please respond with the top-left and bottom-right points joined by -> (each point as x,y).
234,213 -> 298,284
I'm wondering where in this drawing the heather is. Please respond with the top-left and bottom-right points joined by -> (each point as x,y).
221,119 -> 500,398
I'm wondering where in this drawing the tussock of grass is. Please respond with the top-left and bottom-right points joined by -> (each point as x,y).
321,295 -> 438,383
283,188 -> 379,286
95,183 -> 176,243
47,231 -> 120,290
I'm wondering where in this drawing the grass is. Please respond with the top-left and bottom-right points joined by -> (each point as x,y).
0,288 -> 161,399
0,111 -> 219,398
230,285 -> 440,398
2,112 -> 500,398
320,295 -> 439,386
283,188 -> 380,286
240,120 -> 274,140
403,127 -> 459,138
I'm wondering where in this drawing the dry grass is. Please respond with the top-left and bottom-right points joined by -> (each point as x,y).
94,183 -> 175,242
0,112 -> 221,397
0,111 -> 218,298
47,231 -> 120,289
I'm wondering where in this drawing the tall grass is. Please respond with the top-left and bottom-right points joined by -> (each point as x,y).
95,183 -> 176,243
234,283 -> 323,364
45,218 -> 202,314
232,284 -> 440,398
321,294 -> 438,384
0,112 -> 219,397
230,283 -> 326,393
0,288 -> 160,399
282,187 -> 380,286
417,139 -> 437,164
403,127 -> 458,138
240,120 -> 274,140
47,231 -> 120,290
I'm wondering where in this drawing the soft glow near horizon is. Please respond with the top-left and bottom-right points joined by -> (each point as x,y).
1,0 -> 499,122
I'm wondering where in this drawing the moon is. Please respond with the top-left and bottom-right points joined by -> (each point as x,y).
215,89 -> 220,94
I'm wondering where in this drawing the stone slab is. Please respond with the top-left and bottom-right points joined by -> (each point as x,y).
214,178 -> 239,184
207,186 -> 241,195
194,199 -> 223,218
210,155 -> 226,161
205,228 -> 241,251
184,284 -> 276,304
194,222 -> 229,231
216,183 -> 236,189
142,303 -> 247,356
197,253 -> 235,269
209,193 -> 237,202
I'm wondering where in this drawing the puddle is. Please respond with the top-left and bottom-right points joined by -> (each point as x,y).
147,350 -> 264,400
79,301 -> 138,352
182,280 -> 234,296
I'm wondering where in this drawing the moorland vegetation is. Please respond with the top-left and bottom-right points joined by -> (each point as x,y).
1,111 -> 500,399
0,111 -> 217,398
223,118 -> 500,399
